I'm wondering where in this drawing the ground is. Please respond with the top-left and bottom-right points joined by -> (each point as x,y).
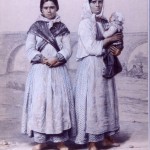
0,74 -> 148,150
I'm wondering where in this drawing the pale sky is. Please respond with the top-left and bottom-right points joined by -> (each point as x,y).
0,0 -> 148,33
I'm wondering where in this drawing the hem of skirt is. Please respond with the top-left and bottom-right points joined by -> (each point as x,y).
34,137 -> 69,144
22,129 -> 71,144
23,126 -> 72,136
74,128 -> 119,144
86,127 -> 120,135
21,133 -> 69,143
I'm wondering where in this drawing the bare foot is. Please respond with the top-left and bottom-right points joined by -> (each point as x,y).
88,142 -> 98,150
32,143 -> 47,150
57,142 -> 68,150
102,136 -> 120,147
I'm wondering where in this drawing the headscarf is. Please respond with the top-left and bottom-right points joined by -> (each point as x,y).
37,14 -> 61,29
81,0 -> 104,22
28,14 -> 70,52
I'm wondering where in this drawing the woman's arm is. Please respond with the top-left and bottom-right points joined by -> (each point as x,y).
107,32 -> 124,56
26,33 -> 46,64
57,34 -> 72,61
103,33 -> 123,48
78,19 -> 104,56
78,19 -> 122,56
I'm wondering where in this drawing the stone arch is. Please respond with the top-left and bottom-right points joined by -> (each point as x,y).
6,44 -> 30,73
125,41 -> 148,63
120,32 -> 148,63
127,43 -> 148,73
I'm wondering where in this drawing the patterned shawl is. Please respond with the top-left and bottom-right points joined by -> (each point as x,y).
28,15 -> 70,52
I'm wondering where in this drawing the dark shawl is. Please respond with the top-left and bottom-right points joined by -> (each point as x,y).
28,21 -> 70,52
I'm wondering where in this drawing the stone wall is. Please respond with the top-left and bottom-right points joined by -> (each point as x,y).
0,32 -> 148,75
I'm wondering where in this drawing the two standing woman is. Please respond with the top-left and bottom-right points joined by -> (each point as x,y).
22,0 -> 123,150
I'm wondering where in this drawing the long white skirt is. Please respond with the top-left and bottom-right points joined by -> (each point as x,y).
74,56 -> 119,144
21,64 -> 76,142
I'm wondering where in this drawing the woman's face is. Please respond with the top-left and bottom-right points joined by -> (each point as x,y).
42,1 -> 57,19
90,0 -> 103,15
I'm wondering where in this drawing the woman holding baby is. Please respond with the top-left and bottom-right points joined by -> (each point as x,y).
74,0 -> 124,149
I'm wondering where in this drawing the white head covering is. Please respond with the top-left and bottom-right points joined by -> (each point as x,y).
81,0 -> 104,22
37,14 -> 61,28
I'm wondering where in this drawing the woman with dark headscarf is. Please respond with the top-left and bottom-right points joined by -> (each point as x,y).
21,0 -> 76,149
74,0 -> 123,149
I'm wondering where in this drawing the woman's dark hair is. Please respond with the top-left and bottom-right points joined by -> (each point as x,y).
89,0 -> 104,3
40,0 -> 59,12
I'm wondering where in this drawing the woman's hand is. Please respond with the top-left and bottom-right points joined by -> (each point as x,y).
52,62 -> 64,67
110,33 -> 123,43
103,33 -> 123,48
46,57 -> 58,67
109,46 -> 121,56
42,58 -> 48,64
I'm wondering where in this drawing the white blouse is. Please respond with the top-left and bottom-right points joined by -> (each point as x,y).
76,18 -> 104,60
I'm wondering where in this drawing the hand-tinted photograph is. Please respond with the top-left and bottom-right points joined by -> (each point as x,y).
0,0 -> 148,149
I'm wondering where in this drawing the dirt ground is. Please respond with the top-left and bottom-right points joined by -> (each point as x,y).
0,75 -> 148,150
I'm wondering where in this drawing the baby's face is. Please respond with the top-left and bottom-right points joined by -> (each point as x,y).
109,15 -> 115,22
109,12 -> 124,23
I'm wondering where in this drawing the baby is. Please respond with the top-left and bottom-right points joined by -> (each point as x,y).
99,11 -> 124,47
99,12 -> 124,78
